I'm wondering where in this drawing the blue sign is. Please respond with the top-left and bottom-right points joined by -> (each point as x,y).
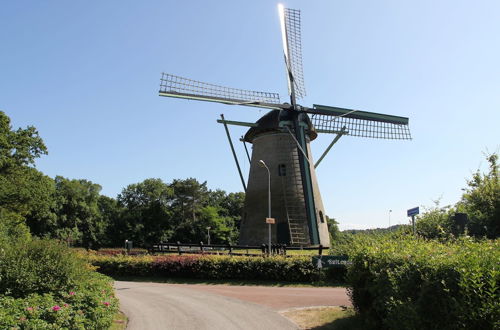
407,207 -> 420,217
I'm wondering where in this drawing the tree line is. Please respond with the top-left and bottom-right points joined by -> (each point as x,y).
0,111 -> 243,248
1,109 -> 497,250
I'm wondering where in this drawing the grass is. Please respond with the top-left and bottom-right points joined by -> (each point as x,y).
109,310 -> 127,330
112,275 -> 346,288
281,307 -> 370,330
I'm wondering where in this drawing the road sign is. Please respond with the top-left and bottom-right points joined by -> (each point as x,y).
265,218 -> 275,224
407,207 -> 419,217
312,256 -> 351,269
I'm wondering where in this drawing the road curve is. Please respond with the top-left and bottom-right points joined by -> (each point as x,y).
115,281 -> 299,330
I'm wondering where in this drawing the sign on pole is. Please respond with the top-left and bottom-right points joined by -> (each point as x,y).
407,207 -> 419,217
265,217 -> 275,224
407,206 -> 419,235
312,256 -> 351,269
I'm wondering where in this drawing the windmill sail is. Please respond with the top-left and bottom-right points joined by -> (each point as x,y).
158,5 -> 412,248
159,73 -> 281,109
308,104 -> 412,139
278,5 -> 306,100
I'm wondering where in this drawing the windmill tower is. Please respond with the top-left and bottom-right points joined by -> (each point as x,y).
159,5 -> 411,247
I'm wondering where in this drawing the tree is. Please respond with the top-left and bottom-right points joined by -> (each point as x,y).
117,178 -> 174,246
170,178 -> 209,222
207,190 -> 245,242
0,111 -> 47,172
52,176 -> 106,248
327,215 -> 341,241
458,152 -> 500,238
416,200 -> 454,239
0,111 -> 52,243
98,195 -> 123,246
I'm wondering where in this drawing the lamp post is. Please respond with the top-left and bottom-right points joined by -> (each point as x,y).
206,226 -> 211,246
258,160 -> 271,255
389,210 -> 392,228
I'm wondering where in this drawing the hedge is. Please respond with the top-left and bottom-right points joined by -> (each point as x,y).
347,237 -> 499,330
87,254 -> 347,283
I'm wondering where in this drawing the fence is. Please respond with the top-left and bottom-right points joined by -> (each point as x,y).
149,242 -> 327,257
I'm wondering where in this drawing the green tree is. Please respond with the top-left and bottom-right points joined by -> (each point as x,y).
207,190 -> 244,242
416,200 -> 454,239
52,176 -> 106,248
0,111 -> 52,243
327,215 -> 341,241
0,111 -> 47,172
98,195 -> 123,246
170,178 -> 209,222
458,152 -> 500,238
117,178 -> 174,246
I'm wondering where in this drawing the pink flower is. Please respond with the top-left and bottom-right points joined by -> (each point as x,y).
19,317 -> 27,322
103,302 -> 110,307
26,307 -> 33,312
64,304 -> 69,308
52,305 -> 61,311
69,291 -> 76,296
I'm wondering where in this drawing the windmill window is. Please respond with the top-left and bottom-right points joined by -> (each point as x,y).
278,164 -> 287,176
319,210 -> 325,223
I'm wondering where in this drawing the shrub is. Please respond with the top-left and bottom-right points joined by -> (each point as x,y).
87,253 -> 346,283
347,236 -> 499,329
0,273 -> 118,329
0,239 -> 118,328
0,239 -> 91,297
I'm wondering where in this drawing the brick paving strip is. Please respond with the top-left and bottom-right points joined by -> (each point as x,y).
168,283 -> 352,311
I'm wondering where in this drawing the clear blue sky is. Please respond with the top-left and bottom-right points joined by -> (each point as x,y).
2,1 -> 499,230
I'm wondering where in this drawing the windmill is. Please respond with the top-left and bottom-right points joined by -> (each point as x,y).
159,4 -> 411,247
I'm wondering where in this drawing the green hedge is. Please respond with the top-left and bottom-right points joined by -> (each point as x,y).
87,254 -> 347,283
347,237 -> 499,330
0,239 -> 118,329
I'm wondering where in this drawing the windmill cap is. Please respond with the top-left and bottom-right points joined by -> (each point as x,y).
244,110 -> 317,143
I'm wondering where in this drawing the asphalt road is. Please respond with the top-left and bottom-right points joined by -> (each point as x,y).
115,281 -> 300,330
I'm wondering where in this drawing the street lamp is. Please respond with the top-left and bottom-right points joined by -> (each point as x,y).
389,210 -> 392,228
206,226 -> 211,245
258,160 -> 272,254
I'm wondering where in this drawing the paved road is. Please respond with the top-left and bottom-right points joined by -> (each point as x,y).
163,283 -> 351,310
115,281 -> 299,330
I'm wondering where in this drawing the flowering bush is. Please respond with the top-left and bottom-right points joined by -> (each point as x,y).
0,239 -> 118,329
0,273 -> 118,329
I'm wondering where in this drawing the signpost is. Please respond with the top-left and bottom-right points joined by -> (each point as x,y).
407,207 -> 420,235
312,255 -> 351,269
266,218 -> 275,224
